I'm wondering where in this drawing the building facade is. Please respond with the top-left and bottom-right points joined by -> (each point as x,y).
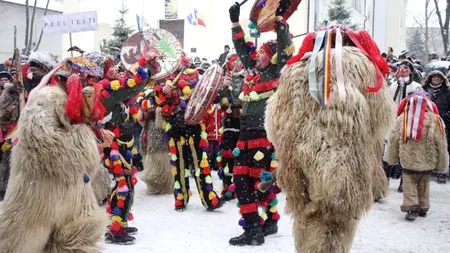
0,0 -> 63,60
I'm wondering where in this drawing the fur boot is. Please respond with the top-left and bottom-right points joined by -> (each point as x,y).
265,47 -> 395,253
0,85 -> 107,253
140,108 -> 172,195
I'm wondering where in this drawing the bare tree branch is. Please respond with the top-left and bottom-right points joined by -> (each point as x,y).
24,0 -> 30,53
14,25 -> 17,49
433,0 -> 450,54
26,0 -> 38,55
34,0 -> 51,51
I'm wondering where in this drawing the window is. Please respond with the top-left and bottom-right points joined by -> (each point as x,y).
352,0 -> 364,14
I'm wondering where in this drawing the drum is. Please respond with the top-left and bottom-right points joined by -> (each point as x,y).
184,63 -> 224,125
120,28 -> 183,80
250,0 -> 302,32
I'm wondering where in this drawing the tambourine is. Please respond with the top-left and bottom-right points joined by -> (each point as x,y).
249,0 -> 302,32
184,63 -> 223,125
120,28 -> 183,80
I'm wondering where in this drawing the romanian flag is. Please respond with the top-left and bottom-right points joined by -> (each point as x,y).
187,9 -> 206,27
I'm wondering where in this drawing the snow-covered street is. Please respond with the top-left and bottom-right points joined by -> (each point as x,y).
101,174 -> 450,253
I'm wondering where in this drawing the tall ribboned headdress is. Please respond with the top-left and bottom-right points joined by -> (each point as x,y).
287,25 -> 389,106
397,91 -> 445,143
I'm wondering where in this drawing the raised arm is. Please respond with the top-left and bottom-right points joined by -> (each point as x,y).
229,2 -> 251,70
274,0 -> 294,75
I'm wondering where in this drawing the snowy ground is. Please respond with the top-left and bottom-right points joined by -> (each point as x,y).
100,174 -> 450,253
1,173 -> 449,252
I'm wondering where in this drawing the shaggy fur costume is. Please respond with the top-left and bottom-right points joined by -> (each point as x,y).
91,166 -> 112,205
265,47 -> 395,253
0,85 -> 20,200
140,108 -> 172,195
0,85 -> 107,253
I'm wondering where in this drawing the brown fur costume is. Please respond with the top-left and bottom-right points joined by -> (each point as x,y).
140,107 -> 172,195
0,85 -> 107,253
265,47 -> 395,252
91,165 -> 112,205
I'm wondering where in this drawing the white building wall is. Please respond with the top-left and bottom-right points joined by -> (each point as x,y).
0,0 -> 63,60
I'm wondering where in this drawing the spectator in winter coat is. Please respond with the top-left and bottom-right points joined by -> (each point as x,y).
387,91 -> 449,221
423,70 -> 450,183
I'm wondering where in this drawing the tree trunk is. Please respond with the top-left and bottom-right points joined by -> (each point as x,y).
433,0 -> 450,55
26,0 -> 38,56
425,0 -> 430,61
14,25 -> 17,49
24,0 -> 30,55
34,0 -> 51,51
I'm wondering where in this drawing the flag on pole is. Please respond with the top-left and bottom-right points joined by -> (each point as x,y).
186,9 -> 206,27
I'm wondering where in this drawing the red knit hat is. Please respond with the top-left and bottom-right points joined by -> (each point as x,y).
260,40 -> 278,58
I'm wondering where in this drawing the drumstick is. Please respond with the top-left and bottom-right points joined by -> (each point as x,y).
168,67 -> 187,87
239,0 -> 248,6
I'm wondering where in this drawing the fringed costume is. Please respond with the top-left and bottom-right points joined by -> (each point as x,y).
228,16 -> 294,245
216,53 -> 245,202
265,25 -> 395,252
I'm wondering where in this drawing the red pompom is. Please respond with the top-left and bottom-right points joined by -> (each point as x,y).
178,80 -> 188,89
169,146 -> 177,154
272,212 -> 281,220
159,94 -> 167,103
106,206 -> 112,214
65,74 -> 84,123
134,74 -> 143,83
155,85 -> 163,92
111,222 -> 121,232
111,141 -> 119,150
131,176 -> 138,186
141,135 -> 148,142
112,128 -> 120,138
211,197 -> 219,206
129,106 -> 138,115
287,32 -> 316,65
250,52 -> 257,60
162,104 -> 170,114
128,212 -> 134,221
138,57 -> 146,67
175,200 -> 183,207
202,167 -> 210,175
118,180 -> 127,187
113,165 -> 123,175
117,199 -> 124,208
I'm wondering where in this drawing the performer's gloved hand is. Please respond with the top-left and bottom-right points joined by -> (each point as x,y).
276,0 -> 291,16
229,2 -> 240,23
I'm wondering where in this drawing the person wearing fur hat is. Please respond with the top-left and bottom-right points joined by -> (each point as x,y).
0,71 -> 12,93
387,91 -> 449,221
423,70 -> 450,183
138,53 -> 224,213
216,52 -> 245,202
227,0 -> 294,246
84,50 -> 160,245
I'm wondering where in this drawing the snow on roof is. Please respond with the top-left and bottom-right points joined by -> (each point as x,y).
1,0 -> 63,12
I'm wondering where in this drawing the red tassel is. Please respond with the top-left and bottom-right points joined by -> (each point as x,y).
202,167 -> 211,175
175,200 -> 183,207
111,222 -> 121,232
118,180 -> 127,187
65,74 -> 84,123
117,199 -> 124,208
170,146 -> 177,154
287,32 -> 316,65
199,139 -> 208,148
106,206 -> 112,214
141,135 -> 148,142
272,212 -> 281,220
211,197 -> 219,206
128,212 -> 134,221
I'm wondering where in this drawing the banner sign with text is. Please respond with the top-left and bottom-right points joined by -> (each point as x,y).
42,11 -> 98,35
